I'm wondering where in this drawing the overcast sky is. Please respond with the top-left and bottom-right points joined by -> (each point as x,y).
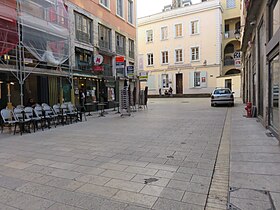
137,0 -> 202,18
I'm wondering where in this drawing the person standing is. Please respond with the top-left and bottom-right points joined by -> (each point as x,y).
159,88 -> 162,96
169,87 -> 173,96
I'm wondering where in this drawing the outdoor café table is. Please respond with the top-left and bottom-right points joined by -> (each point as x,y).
84,102 -> 94,116
97,103 -> 106,117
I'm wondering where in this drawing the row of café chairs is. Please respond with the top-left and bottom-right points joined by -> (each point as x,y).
0,102 -> 81,135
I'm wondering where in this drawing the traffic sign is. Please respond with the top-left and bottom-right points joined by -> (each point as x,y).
234,51 -> 241,60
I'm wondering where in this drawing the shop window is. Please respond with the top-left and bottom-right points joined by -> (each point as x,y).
270,54 -> 279,129
162,74 -> 169,88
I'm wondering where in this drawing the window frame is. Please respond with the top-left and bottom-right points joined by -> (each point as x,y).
100,0 -> 110,10
190,46 -> 200,61
194,71 -> 201,87
175,49 -> 183,63
190,20 -> 200,35
116,0 -> 124,18
162,74 -> 169,88
128,0 -> 134,25
75,12 -> 92,44
161,26 -> 168,40
147,53 -> 154,66
161,51 -> 169,64
174,23 -> 183,38
146,30 -> 153,43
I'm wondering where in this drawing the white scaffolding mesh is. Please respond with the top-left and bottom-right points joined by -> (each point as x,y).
18,0 -> 70,66
0,0 -> 18,56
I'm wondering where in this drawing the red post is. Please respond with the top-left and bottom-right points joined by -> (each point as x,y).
245,102 -> 252,118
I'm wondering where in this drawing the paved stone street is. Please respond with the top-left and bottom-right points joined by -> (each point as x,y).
0,98 -> 228,209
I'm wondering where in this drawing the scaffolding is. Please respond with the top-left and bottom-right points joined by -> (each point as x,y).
0,0 -> 71,106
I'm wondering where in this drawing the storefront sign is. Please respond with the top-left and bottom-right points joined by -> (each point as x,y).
116,56 -> 125,63
93,65 -> 104,72
127,66 -> 134,77
116,62 -> 125,69
139,71 -> 148,81
94,54 -> 103,65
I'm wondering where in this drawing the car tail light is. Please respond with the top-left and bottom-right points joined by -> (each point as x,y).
230,94 -> 234,98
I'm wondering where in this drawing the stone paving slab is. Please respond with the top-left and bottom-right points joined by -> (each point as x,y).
0,98 -> 228,209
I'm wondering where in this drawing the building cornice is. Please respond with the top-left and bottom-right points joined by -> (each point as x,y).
138,0 -> 222,26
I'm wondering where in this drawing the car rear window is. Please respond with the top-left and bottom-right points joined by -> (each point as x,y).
214,89 -> 231,94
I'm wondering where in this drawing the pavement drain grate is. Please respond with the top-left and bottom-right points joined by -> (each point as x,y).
181,142 -> 186,144
167,155 -> 174,158
144,178 -> 159,184
181,101 -> 189,103
228,187 -> 276,210
265,132 -> 274,137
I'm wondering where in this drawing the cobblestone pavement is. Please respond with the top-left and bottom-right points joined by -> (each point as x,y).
0,98 -> 228,210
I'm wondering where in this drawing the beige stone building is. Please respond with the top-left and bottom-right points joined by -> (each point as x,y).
217,0 -> 241,97
137,0 -> 223,95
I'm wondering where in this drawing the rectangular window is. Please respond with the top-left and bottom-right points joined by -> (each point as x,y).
162,74 -> 169,88
194,72 -> 201,87
226,0 -> 236,8
75,13 -> 92,43
269,0 -> 280,38
191,47 -> 199,61
161,26 -> 168,40
175,24 -> 182,37
100,0 -> 110,8
146,30 -> 153,42
128,0 -> 134,24
98,24 -> 111,50
175,49 -> 183,62
129,39 -> 134,59
191,20 -> 199,35
162,51 -> 169,64
117,0 -> 123,17
147,53 -> 153,66
115,32 -> 125,55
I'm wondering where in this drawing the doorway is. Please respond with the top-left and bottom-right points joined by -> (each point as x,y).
225,79 -> 232,90
176,73 -> 183,94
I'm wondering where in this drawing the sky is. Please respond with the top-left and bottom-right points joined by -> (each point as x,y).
137,0 -> 202,18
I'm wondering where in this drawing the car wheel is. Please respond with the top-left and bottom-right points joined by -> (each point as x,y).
211,104 -> 214,107
231,103 -> 234,107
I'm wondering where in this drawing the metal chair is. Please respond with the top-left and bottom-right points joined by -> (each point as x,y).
42,104 -> 58,128
0,109 -> 18,134
24,107 -> 44,132
53,104 -> 68,125
13,108 -> 32,135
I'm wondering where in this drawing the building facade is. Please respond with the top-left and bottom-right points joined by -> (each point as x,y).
137,0 -> 222,96
67,0 -> 137,107
241,0 -> 279,136
0,0 -> 136,110
217,0 -> 241,97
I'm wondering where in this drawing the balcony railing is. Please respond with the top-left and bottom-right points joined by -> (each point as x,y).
224,30 -> 236,39
129,51 -> 134,59
224,59 -> 235,66
116,46 -> 125,55
76,31 -> 91,43
99,40 -> 111,51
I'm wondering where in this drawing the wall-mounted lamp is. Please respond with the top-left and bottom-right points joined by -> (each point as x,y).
234,29 -> 241,40
10,82 -> 15,85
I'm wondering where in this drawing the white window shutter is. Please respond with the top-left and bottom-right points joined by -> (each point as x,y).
189,71 -> 194,88
200,71 -> 207,88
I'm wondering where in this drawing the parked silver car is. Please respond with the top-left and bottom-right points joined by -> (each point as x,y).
211,88 -> 234,107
